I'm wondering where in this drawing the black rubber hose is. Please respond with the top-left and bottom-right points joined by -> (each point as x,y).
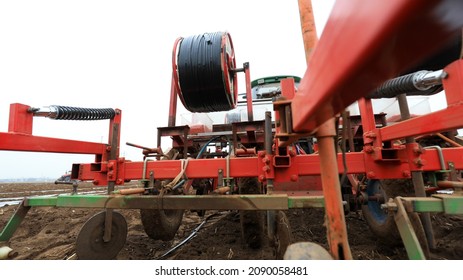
52,105 -> 116,120
177,32 -> 235,112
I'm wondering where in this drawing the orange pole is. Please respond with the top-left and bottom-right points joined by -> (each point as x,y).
298,0 -> 318,59
298,0 -> 352,259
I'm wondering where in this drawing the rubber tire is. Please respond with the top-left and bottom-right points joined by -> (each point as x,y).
239,177 -> 264,249
362,179 -> 429,256
140,207 -> 184,241
140,148 -> 184,241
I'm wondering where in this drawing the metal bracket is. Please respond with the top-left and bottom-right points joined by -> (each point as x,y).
393,197 -> 426,260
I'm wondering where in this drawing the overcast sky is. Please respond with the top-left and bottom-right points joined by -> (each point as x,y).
0,1 -> 336,179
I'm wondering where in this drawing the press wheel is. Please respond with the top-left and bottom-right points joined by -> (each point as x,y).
362,179 -> 429,256
76,211 -> 127,260
140,148 -> 184,241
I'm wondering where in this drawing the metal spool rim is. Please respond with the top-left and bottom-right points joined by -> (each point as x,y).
172,36 -> 185,108
220,32 -> 237,109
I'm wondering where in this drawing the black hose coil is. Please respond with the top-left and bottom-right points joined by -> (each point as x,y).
51,105 -> 116,120
176,32 -> 236,112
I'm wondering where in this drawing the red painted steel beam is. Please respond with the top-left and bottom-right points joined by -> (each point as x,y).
77,153 -> 367,183
291,0 -> 463,133
380,103 -> 463,141
419,147 -> 463,171
0,132 -> 107,155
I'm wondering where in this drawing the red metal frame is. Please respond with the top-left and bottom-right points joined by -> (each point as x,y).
379,61 -> 463,141
290,0 -> 463,134
0,103 -> 121,185
2,62 -> 463,186
2,0 -> 463,260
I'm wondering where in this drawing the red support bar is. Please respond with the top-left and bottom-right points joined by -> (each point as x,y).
168,77 -> 178,127
107,109 -> 122,161
291,0 -> 463,134
1,103 -> 119,164
418,147 -> 463,172
444,59 -> 463,106
0,132 -> 107,155
281,78 -> 296,100
358,98 -> 376,134
76,152 -> 367,184
380,60 -> 463,141
8,103 -> 33,135
380,103 -> 463,142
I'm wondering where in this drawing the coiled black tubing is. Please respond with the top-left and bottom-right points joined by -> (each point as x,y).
176,32 -> 236,112
51,105 -> 116,120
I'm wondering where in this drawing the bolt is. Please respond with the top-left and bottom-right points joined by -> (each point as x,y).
413,146 -> 423,155
414,159 -> 425,167
92,180 -> 99,185
116,179 -> 123,185
365,132 -> 376,138
106,146 -> 112,152
367,171 -> 376,178
364,146 -> 374,154
402,170 -> 411,177
108,162 -> 114,170
258,175 -> 265,182
262,166 -> 271,173
290,175 -> 298,182
289,150 -> 296,157
262,157 -> 270,164
258,151 -> 266,158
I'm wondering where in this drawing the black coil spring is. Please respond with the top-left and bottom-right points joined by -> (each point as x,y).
177,32 -> 235,112
368,72 -> 442,99
52,105 -> 116,120
370,31 -> 461,99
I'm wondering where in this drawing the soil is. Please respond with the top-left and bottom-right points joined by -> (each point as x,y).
1,182 -> 463,260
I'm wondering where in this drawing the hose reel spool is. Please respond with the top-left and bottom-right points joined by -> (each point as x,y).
173,31 -> 237,113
